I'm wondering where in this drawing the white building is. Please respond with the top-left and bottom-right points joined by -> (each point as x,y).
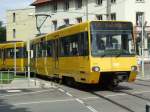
6,7 -> 37,41
31,0 -> 150,57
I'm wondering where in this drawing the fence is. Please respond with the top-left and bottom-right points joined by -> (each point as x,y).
0,68 -> 38,89
0,71 -> 14,84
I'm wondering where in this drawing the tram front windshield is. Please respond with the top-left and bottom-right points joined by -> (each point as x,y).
90,22 -> 135,57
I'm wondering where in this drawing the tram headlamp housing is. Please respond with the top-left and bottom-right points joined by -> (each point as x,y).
131,66 -> 137,71
92,66 -> 100,72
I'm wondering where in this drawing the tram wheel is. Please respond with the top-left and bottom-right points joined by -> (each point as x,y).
63,77 -> 75,87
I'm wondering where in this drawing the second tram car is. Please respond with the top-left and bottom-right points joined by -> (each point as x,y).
0,41 -> 27,72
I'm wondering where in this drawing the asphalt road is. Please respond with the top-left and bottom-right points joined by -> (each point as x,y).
0,79 -> 150,112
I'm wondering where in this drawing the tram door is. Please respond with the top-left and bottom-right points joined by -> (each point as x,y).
0,49 -> 4,69
52,39 -> 59,71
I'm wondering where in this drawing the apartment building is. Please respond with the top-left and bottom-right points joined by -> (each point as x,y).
6,7 -> 37,41
31,0 -> 150,57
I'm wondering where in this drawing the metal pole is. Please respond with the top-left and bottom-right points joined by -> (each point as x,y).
27,40 -> 31,87
86,0 -> 89,21
141,16 -> 145,78
107,0 -> 111,20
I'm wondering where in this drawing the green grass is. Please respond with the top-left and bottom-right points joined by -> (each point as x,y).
0,73 -> 30,84
0,73 -> 14,84
14,75 -> 26,79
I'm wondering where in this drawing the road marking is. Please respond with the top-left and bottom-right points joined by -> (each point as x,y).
0,99 -> 74,107
7,90 -> 22,93
75,98 -> 84,104
0,97 -> 99,107
58,88 -> 65,92
66,92 -> 73,97
105,93 -> 126,97
97,90 -> 150,98
133,90 -> 150,94
86,106 -> 99,112
82,97 -> 98,100
0,89 -> 54,98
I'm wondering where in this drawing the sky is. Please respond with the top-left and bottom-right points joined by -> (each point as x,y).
0,0 -> 33,24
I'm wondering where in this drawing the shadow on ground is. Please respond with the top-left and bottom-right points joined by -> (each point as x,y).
0,99 -> 31,112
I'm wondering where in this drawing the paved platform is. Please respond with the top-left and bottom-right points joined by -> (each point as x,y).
0,78 -> 55,90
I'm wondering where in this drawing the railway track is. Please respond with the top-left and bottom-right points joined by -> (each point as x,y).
90,91 -> 135,112
39,78 -> 150,112
133,82 -> 150,88
114,89 -> 150,102
56,83 -> 137,112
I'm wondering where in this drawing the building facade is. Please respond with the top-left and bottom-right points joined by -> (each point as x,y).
6,7 -> 37,41
32,0 -> 150,57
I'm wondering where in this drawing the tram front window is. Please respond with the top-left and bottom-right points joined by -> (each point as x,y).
91,30 -> 135,57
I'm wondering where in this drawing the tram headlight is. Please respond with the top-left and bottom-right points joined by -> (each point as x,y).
131,66 -> 137,71
92,66 -> 100,72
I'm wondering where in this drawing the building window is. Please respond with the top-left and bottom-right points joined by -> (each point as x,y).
96,0 -> 103,5
64,19 -> 69,25
111,13 -> 116,20
53,1 -> 57,12
76,17 -> 82,23
64,0 -> 69,11
111,0 -> 116,3
96,15 -> 103,20
75,0 -> 82,9
13,13 -> 16,22
52,21 -> 57,31
13,29 -> 16,38
136,12 -> 144,25
136,0 -> 144,2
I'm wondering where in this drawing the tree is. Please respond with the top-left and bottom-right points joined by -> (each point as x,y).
0,21 -> 6,42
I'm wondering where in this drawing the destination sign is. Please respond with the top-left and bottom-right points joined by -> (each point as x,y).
91,21 -> 133,31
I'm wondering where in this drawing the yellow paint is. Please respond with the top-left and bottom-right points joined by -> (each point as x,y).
0,42 -> 26,72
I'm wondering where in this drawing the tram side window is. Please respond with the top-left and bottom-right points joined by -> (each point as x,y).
0,49 -> 2,59
23,47 -> 27,58
40,41 -> 47,57
37,43 -> 42,57
16,48 -> 23,58
79,32 -> 89,56
60,32 -> 89,57
60,35 -> 79,56
6,48 -> 14,58
47,41 -> 52,57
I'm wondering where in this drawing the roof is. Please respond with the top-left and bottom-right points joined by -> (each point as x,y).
31,0 -> 52,6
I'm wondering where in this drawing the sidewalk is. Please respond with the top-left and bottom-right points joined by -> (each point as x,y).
136,73 -> 150,80
0,78 -> 55,90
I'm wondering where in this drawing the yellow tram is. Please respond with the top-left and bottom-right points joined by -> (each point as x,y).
0,41 -> 27,72
31,21 -> 137,87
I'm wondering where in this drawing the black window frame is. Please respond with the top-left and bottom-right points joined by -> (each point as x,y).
60,32 -> 89,57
